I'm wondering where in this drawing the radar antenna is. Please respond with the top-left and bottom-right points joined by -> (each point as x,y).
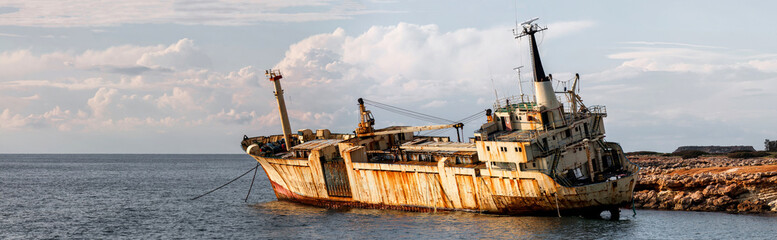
512,17 -> 548,83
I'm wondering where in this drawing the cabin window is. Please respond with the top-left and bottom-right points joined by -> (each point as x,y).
565,129 -> 571,138
520,161 -> 538,171
552,136 -> 556,140
527,116 -> 534,121
493,162 -> 516,171
486,146 -> 490,151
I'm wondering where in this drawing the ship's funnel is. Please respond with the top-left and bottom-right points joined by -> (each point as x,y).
515,18 -> 563,127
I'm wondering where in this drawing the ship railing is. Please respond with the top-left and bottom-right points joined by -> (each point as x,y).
493,96 -> 537,112
588,105 -> 606,115
563,105 -> 607,118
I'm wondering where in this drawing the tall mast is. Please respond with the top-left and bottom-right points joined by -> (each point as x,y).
266,69 -> 293,150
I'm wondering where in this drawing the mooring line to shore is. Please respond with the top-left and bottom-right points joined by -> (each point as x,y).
191,164 -> 259,201
245,162 -> 259,202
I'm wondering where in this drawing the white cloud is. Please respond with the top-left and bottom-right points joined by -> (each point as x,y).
747,59 -> 777,72
587,42 -> 777,82
0,108 -> 27,129
0,38 -> 212,82
156,87 -> 199,111
0,50 -> 70,78
0,0 -> 392,27
88,88 -> 118,117
276,23 -> 521,104
75,44 -> 164,70
137,38 -> 211,70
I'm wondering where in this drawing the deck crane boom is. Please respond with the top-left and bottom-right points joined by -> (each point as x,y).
355,98 -> 464,140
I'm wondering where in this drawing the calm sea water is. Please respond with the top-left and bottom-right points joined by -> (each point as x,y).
2,154 -> 775,239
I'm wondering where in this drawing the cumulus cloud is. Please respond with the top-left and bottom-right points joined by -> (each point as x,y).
269,21 -> 599,132
137,38 -> 211,70
88,88 -> 118,117
276,23 -> 520,104
156,87 -> 202,111
0,0 -> 392,27
0,50 -> 70,78
0,38 -> 209,82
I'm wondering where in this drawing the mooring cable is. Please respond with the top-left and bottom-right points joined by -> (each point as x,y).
244,162 -> 259,202
191,164 -> 259,201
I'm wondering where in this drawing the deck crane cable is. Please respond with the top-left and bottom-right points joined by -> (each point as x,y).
361,98 -> 455,124
554,77 -> 575,91
421,109 -> 486,137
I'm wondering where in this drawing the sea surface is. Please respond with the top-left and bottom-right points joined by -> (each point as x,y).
2,154 -> 775,239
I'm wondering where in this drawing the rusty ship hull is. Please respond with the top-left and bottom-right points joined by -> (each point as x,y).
243,136 -> 637,216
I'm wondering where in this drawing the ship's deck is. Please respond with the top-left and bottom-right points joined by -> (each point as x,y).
290,139 -> 343,150
400,138 -> 476,152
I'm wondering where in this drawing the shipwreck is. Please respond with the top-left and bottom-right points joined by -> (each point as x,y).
241,18 -> 638,219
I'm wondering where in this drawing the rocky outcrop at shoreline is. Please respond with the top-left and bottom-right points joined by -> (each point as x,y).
631,156 -> 777,214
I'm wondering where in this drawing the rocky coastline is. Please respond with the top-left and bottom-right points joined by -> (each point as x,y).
630,155 -> 777,214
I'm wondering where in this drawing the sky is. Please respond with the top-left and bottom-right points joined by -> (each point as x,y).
1,0 -> 776,153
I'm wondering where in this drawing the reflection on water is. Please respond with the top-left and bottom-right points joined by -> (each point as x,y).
248,200 -> 640,239
247,200 -> 777,239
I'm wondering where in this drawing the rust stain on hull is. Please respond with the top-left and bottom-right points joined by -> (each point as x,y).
254,153 -> 636,216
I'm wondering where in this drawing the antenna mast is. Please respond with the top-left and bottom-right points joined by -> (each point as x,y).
490,75 -> 500,109
513,66 -> 525,102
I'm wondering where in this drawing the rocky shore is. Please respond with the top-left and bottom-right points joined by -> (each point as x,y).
630,155 -> 777,213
